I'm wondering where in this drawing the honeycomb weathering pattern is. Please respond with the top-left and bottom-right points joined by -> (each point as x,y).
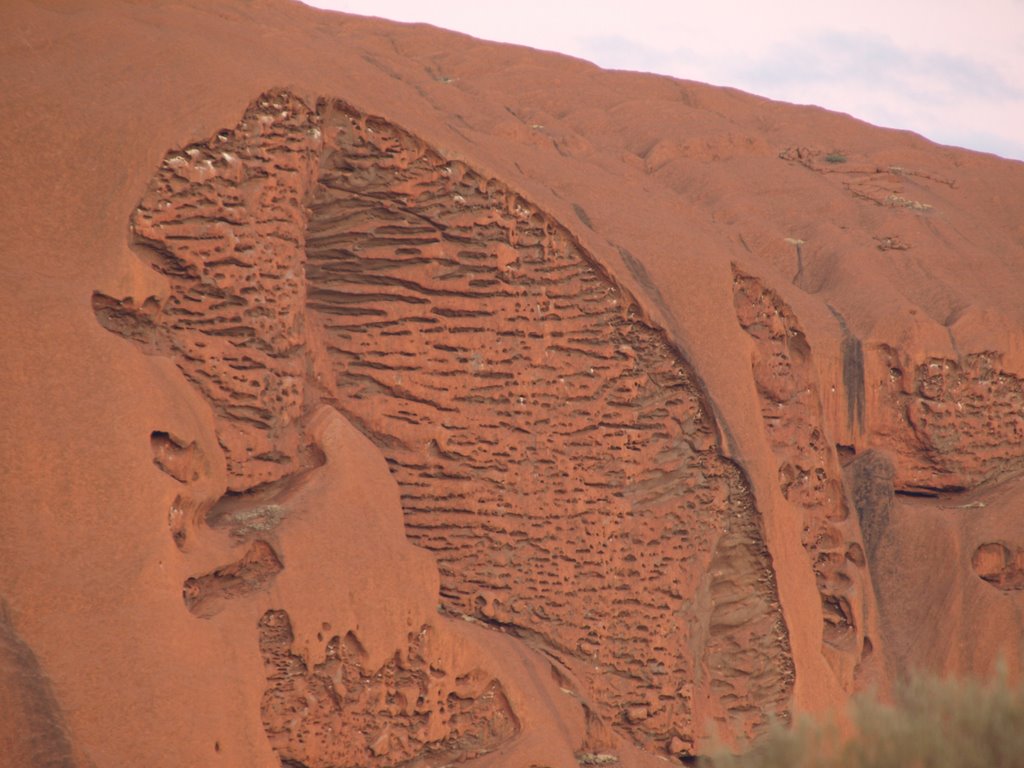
875,350 -> 1024,492
258,610 -> 518,767
94,91 -> 796,758
308,100 -> 793,747
94,91 -> 326,493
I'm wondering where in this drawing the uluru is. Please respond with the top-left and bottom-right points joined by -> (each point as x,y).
3,1 -> 1024,766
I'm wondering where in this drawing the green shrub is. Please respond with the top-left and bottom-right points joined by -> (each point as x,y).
824,151 -> 847,164
701,668 -> 1024,768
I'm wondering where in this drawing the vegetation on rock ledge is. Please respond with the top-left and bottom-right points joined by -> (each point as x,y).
703,669 -> 1024,768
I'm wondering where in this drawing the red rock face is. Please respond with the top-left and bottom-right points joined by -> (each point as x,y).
972,542 -> 1024,591
8,4 -> 1024,766
0,606 -> 77,768
872,350 -> 1024,492
308,100 -> 794,749
89,92 -> 532,765
258,611 -> 517,767
183,540 -> 283,619
92,91 -> 794,759
732,270 -> 875,688
94,92 -> 325,494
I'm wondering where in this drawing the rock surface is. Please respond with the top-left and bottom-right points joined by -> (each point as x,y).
3,1 -> 1024,766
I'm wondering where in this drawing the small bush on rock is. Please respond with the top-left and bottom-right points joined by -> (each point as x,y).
701,668 -> 1024,768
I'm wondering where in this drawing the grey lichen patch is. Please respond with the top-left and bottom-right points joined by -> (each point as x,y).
217,504 -> 287,540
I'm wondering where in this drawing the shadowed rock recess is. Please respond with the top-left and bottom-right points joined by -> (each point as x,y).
93,91 -> 795,760
0,605 -> 78,768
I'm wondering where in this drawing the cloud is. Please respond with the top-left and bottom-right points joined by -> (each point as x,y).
573,35 -> 678,74
573,30 -> 1024,160
723,32 -> 1024,158
731,32 -> 1022,102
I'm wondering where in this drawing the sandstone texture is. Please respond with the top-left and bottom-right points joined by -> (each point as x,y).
3,1 -> 1024,766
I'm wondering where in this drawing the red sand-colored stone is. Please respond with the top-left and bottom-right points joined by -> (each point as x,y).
3,1 -> 1024,765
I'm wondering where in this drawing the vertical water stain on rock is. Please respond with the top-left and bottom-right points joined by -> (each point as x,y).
824,304 -> 866,435
841,335 -> 866,434
844,450 -> 895,561
733,270 -> 871,683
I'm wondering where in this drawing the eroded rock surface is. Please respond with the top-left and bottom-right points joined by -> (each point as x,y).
10,2 -> 1024,764
873,350 -> 1024,492
85,82 -> 1024,764
843,451 -> 895,561
258,610 -> 518,767
91,91 -> 795,758
93,91 -> 327,492
306,101 -> 795,748
732,270 -> 873,684
183,541 -> 284,619
973,542 -> 1024,591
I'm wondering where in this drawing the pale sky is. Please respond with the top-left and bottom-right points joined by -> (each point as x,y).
299,0 -> 1024,162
